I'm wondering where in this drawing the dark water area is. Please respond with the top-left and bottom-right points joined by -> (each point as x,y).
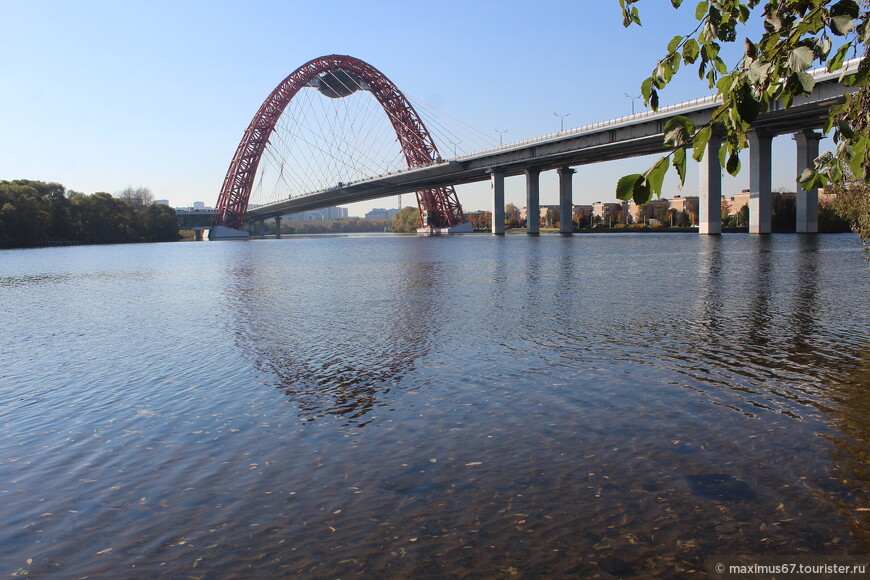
1,233 -> 868,578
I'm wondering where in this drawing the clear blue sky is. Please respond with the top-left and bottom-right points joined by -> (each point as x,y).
1,0 -> 829,215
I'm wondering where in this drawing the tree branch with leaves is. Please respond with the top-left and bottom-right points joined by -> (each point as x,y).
617,0 -> 869,243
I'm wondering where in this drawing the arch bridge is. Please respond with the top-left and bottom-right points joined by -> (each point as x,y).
213,55 -> 863,238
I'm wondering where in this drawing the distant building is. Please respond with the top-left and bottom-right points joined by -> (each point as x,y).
572,205 -> 593,220
626,198 -> 667,223
153,199 -> 169,206
283,206 -> 348,221
193,201 -> 206,210
593,201 -> 626,225
365,208 -> 398,221
722,190 -> 751,216
668,195 -> 698,216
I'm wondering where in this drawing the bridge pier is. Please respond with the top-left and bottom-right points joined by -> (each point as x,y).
795,130 -> 822,233
748,130 -> 773,234
699,129 -> 723,235
490,169 -> 505,235
558,167 -> 575,235
275,216 -> 282,238
525,168 -> 540,235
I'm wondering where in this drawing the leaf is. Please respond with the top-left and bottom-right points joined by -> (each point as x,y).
796,71 -> 815,93
672,147 -> 687,186
820,36 -> 832,59
616,174 -> 644,201
788,46 -> 815,72
695,1 -> 709,20
634,179 -> 653,205
838,120 -> 855,140
765,14 -> 783,33
734,83 -> 761,123
830,0 -> 860,35
827,44 -> 851,72
692,126 -> 713,162
850,137 -> 868,178
843,57 -> 870,87
747,59 -> 771,84
644,156 -> 669,196
671,0 -> 683,7
683,38 -> 700,64
663,116 -> 696,147
668,35 -> 683,53
718,142 -> 729,170
641,77 -> 653,102
726,151 -> 741,176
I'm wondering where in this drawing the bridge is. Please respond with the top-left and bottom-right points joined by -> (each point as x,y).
211,55 -> 863,239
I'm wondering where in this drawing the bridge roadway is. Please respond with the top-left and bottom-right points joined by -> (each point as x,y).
244,59 -> 862,235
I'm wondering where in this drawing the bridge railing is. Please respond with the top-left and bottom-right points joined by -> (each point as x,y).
451,58 -> 861,163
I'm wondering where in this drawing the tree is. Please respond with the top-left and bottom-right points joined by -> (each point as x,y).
833,166 -> 870,235
118,186 -> 154,206
392,206 -> 421,233
617,0 -> 869,244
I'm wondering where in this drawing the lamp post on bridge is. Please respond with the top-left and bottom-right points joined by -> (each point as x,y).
624,93 -> 641,115
494,129 -> 508,146
449,139 -> 462,158
554,112 -> 570,132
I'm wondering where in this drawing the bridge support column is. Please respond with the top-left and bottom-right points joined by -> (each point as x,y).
795,130 -> 822,233
275,216 -> 282,238
525,168 -> 540,235
490,169 -> 505,235
194,229 -> 204,241
698,129 -> 723,235
748,130 -> 773,234
558,167 -> 575,235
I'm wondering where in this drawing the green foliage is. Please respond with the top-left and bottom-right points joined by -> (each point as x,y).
392,206 -> 421,233
831,167 -> 870,247
275,217 -> 390,235
0,180 -> 179,248
618,0 -> 870,241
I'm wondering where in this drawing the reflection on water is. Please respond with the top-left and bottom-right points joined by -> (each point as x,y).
0,234 -> 868,578
225,241 -> 447,425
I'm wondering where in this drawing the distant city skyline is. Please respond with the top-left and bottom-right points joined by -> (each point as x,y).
1,1 -> 832,218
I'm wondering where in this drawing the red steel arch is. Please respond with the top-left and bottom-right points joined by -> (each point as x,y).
215,54 -> 467,231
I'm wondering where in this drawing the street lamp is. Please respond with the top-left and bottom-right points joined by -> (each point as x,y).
625,93 -> 641,115
494,129 -> 508,146
554,112 -> 570,132
448,138 -> 462,157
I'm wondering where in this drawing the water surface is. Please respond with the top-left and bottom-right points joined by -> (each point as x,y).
1,233 -> 868,578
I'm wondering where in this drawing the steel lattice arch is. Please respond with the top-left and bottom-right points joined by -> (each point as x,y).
214,54 -> 467,232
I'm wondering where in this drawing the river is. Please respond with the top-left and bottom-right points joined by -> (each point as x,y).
1,233 -> 868,578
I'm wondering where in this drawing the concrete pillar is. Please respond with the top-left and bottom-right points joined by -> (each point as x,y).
525,168 -> 540,235
490,169 -> 505,235
794,130 -> 822,233
698,129 -> 723,235
275,216 -> 282,238
748,130 -> 773,234
558,167 -> 575,235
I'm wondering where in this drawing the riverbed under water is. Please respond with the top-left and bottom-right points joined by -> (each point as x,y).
1,233 -> 868,578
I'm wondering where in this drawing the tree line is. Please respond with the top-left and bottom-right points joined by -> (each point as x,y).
0,180 -> 178,248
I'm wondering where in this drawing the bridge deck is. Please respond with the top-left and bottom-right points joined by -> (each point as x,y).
246,60 -> 861,222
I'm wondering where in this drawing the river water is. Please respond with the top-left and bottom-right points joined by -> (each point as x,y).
1,233 -> 868,578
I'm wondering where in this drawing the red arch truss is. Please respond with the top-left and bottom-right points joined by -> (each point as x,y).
215,54 -> 467,231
